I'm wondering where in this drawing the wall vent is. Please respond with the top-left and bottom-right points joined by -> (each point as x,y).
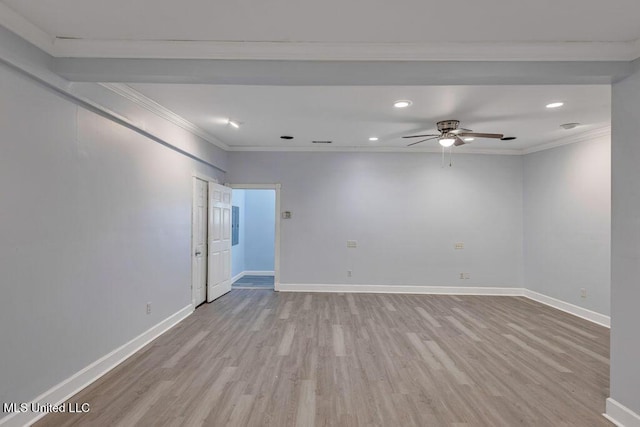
312,140 -> 332,144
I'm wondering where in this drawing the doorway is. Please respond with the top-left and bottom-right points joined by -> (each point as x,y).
230,185 -> 281,290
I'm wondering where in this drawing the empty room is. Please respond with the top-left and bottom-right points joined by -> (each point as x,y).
1,2 -> 639,427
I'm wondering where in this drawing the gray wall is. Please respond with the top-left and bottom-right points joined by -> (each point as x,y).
244,190 -> 276,271
524,137 -> 611,315
610,60 -> 640,415
0,63 -> 224,411
228,151 -> 524,287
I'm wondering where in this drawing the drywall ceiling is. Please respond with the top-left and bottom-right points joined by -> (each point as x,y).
128,83 -> 610,152
1,0 -> 639,59
4,0 -> 640,43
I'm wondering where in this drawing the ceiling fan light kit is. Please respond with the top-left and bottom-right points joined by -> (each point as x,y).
439,137 -> 455,147
403,119 -> 508,148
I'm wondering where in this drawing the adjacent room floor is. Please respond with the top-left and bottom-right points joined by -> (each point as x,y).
232,275 -> 274,289
37,291 -> 611,426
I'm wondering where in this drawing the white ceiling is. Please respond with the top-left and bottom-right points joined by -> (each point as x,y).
1,0 -> 639,60
3,0 -> 640,43
0,1 -> 615,154
128,83 -> 611,152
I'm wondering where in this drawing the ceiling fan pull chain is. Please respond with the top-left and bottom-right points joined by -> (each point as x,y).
449,146 -> 453,167
441,146 -> 445,168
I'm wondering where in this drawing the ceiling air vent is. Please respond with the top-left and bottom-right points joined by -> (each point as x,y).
312,140 -> 332,144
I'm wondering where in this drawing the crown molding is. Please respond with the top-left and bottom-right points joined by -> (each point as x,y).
227,145 -> 522,155
99,83 -> 229,150
98,85 -> 610,157
0,3 -> 55,54
50,39 -> 640,61
633,39 -> 640,61
521,126 -> 611,155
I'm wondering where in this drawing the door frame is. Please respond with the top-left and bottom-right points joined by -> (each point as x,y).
191,172 -> 219,309
228,183 -> 282,291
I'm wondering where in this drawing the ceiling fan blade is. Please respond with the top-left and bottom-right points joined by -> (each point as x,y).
407,136 -> 439,147
402,134 -> 440,139
450,128 -> 472,135
453,136 -> 466,146
457,132 -> 504,139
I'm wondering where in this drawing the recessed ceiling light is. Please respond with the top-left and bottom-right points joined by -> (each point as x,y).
464,137 -> 475,142
228,119 -> 240,128
369,137 -> 379,141
393,100 -> 412,108
546,102 -> 564,109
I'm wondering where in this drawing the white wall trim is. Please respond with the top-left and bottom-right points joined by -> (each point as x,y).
0,45 -> 227,172
523,289 -> 610,328
277,284 -> 611,328
521,126 -> 611,155
226,127 -> 610,154
604,398 -> 640,427
632,39 -> 640,62
99,83 -> 229,150
244,270 -> 275,276
0,304 -> 193,427
278,284 -> 523,295
231,271 -> 245,284
192,171 -> 219,184
227,145 -> 522,155
0,3 -> 56,54
48,39 -> 640,62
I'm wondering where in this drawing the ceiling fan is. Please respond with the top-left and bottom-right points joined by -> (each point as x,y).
403,119 -> 513,147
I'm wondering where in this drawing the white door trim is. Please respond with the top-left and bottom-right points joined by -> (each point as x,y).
228,183 -> 282,291
193,171 -> 219,183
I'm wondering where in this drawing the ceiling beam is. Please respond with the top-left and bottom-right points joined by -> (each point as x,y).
54,58 -> 633,86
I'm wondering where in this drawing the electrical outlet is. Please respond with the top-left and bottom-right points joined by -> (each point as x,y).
347,270 -> 352,277
454,243 -> 464,250
459,273 -> 465,279
581,288 -> 587,298
146,302 -> 152,314
346,240 -> 357,248
464,273 -> 470,280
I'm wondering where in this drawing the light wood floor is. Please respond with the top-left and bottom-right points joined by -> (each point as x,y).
37,291 -> 611,426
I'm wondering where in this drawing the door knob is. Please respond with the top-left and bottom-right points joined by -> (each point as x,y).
195,251 -> 202,256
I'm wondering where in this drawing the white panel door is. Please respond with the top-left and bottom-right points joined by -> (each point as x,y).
207,183 -> 232,302
191,178 -> 208,306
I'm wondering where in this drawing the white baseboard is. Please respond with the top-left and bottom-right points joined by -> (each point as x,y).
244,270 -> 275,276
0,304 -> 193,427
278,283 -> 522,296
604,398 -> 640,427
523,289 -> 610,328
231,271 -> 245,284
231,270 -> 275,284
277,284 -> 610,328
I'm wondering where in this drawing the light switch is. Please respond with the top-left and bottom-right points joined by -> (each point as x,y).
281,211 -> 292,219
347,240 -> 357,248
454,242 -> 464,250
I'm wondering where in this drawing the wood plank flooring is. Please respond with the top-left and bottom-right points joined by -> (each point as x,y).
37,291 -> 611,427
